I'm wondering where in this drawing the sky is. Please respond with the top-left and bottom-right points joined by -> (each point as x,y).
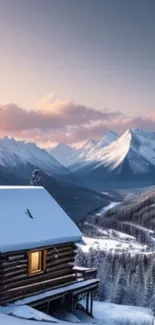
0,0 -> 155,147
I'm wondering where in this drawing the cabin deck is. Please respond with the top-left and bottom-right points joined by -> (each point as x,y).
14,278 -> 99,307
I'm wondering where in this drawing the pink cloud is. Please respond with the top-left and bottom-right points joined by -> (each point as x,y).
0,93 -> 155,146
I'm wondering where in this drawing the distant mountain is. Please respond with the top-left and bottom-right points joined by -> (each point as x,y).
69,129 -> 155,188
55,131 -> 118,168
92,130 -> 118,151
0,136 -> 71,179
48,143 -> 75,166
78,138 -> 97,153
0,136 -> 115,222
0,140 -> 33,181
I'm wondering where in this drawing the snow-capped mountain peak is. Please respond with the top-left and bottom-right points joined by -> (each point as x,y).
80,138 -> 97,151
0,136 -> 69,176
93,130 -> 118,150
70,128 -> 155,176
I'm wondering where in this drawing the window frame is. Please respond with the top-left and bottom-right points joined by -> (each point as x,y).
28,249 -> 47,276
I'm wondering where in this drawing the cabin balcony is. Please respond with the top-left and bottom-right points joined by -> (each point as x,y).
0,243 -> 99,310
14,266 -> 99,317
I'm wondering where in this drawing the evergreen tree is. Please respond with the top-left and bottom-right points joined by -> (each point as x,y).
30,168 -> 42,186
150,294 -> 155,315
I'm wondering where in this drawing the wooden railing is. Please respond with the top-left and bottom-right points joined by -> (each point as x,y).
73,266 -> 98,281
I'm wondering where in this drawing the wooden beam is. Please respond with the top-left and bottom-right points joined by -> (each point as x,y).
86,292 -> 89,314
90,292 -> 93,316
46,256 -> 75,270
47,245 -> 74,256
1,260 -> 27,268
46,251 -> 75,262
2,268 -> 75,289
8,254 -> 25,261
0,264 -> 28,273
0,274 -> 76,304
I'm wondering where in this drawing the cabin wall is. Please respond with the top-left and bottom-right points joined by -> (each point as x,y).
0,243 -> 76,305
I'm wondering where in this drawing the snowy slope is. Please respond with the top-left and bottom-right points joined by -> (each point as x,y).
0,141 -> 34,183
0,142 -> 28,169
47,132 -> 118,168
92,130 -> 118,151
0,301 -> 153,325
78,138 -> 97,153
70,129 -> 155,178
48,139 -> 97,167
66,132 -> 118,168
92,301 -> 153,325
0,136 -> 70,177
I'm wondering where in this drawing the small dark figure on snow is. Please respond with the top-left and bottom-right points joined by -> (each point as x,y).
30,168 -> 42,186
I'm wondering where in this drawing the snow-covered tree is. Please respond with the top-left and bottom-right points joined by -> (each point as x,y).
30,168 -> 42,186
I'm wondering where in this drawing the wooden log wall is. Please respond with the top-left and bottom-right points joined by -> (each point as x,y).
0,242 -> 77,305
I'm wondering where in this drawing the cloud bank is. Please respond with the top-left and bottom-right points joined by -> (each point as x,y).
0,92 -> 155,147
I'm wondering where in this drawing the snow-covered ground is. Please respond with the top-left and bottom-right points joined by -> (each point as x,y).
0,305 -> 58,323
0,301 -> 153,325
80,201 -> 147,254
93,301 -> 153,325
95,202 -> 120,217
81,236 -> 146,253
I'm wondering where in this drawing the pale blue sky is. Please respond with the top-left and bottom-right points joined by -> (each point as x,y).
0,0 -> 155,116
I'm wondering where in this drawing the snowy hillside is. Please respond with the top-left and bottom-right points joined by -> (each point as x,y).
0,141 -> 34,182
77,189 -> 155,307
0,142 -> 28,170
0,136 -> 71,177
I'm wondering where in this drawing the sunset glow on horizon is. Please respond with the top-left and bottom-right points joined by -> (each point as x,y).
0,0 -> 155,147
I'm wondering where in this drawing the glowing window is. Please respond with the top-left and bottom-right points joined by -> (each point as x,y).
28,250 -> 46,275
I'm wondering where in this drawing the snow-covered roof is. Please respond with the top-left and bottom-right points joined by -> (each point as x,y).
0,186 -> 82,253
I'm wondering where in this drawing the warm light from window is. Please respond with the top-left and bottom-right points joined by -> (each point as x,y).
31,251 -> 42,273
28,250 -> 46,275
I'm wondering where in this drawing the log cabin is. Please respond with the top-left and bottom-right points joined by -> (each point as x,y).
0,186 -> 99,316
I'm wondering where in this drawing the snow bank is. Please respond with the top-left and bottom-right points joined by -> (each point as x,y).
92,301 -> 153,325
0,301 -> 153,325
0,305 -> 58,322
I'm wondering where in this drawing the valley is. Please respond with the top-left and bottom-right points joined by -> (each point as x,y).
1,128 -> 155,314
75,189 -> 155,309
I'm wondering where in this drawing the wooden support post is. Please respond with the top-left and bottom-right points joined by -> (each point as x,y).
46,300 -> 50,314
66,294 -> 74,312
86,293 -> 89,314
90,292 -> 93,316
71,294 -> 74,312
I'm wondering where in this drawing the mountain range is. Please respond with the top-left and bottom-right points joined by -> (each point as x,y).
0,136 -> 115,223
0,128 -> 155,220
49,128 -> 155,189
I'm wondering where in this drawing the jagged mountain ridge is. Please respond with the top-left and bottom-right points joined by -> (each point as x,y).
0,136 -> 74,179
50,130 -> 118,167
92,130 -> 118,151
0,136 -> 115,222
69,129 -> 155,186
